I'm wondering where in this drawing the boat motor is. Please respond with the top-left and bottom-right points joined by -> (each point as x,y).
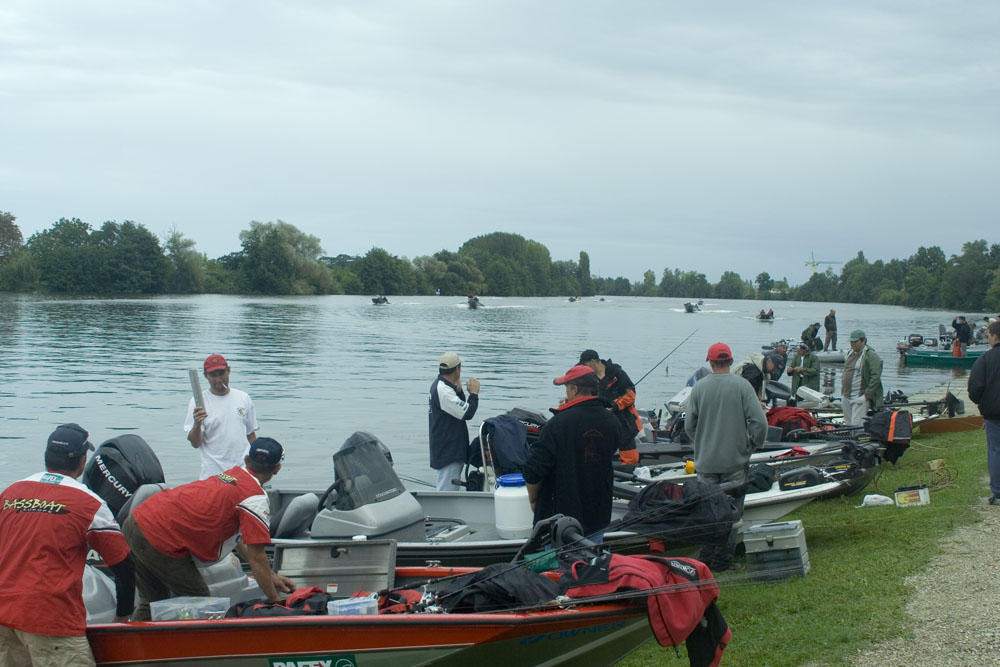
82,434 -> 165,517
310,431 -> 425,541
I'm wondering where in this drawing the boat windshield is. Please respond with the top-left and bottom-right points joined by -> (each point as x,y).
331,431 -> 406,511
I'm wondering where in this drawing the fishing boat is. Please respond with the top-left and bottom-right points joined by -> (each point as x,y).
901,347 -> 985,368
683,302 -> 699,313
467,295 -> 481,309
756,310 -> 775,321
371,295 -> 389,305
85,524 -> 729,667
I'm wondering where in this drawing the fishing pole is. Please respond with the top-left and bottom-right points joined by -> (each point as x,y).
634,329 -> 700,386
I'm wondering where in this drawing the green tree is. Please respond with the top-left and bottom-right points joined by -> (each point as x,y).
578,251 -> 594,296
755,272 -> 774,297
716,271 -> 744,299
26,218 -> 96,292
354,247 -> 424,295
0,211 -> 23,265
238,220 -> 335,295
414,251 -> 486,295
164,226 -> 205,293
549,260 -> 581,295
940,240 -> 991,311
460,232 -> 546,296
91,220 -> 169,293
639,270 -> 657,296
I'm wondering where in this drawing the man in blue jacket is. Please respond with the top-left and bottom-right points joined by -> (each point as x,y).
969,321 -> 1000,504
429,352 -> 480,491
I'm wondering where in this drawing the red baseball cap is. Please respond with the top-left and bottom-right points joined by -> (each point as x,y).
706,343 -> 732,362
553,364 -> 595,385
203,354 -> 228,372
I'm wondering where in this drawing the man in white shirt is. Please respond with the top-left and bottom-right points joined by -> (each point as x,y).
185,354 -> 259,479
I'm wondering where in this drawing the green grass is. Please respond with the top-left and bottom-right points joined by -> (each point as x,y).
620,428 -> 988,667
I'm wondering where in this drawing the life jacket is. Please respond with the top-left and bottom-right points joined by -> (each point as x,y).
560,553 -> 730,667
766,406 -> 819,439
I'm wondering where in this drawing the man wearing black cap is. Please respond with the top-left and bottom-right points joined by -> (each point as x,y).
185,353 -> 260,480
0,424 -> 135,665
578,349 -> 640,465
521,365 -> 623,538
686,343 -> 768,572
122,437 -> 295,620
428,352 -> 481,491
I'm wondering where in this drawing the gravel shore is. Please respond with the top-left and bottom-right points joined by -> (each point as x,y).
847,494 -> 1000,667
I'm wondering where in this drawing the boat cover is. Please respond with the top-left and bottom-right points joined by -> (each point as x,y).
482,414 -> 529,473
561,553 -> 729,667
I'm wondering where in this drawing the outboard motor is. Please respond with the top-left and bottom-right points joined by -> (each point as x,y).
82,434 -> 165,517
507,407 -> 548,446
310,431 -> 425,541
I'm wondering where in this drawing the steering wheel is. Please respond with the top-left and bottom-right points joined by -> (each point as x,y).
317,480 -> 339,513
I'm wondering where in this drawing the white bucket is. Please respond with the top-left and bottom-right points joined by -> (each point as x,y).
494,474 -> 533,539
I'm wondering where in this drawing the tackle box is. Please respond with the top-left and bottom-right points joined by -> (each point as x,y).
743,520 -> 809,582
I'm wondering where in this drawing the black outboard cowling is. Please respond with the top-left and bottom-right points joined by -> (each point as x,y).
327,431 -> 405,511
83,434 -> 165,516
507,407 -> 548,445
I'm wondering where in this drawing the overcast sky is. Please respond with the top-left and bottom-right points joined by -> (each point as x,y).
1,1 -> 997,286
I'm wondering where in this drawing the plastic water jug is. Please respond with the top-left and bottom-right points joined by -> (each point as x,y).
494,473 -> 533,539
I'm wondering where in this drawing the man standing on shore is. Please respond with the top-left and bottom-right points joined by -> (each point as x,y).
841,330 -> 883,427
429,352 -> 480,491
969,321 -> 1000,504
824,309 -> 838,352
686,343 -> 768,572
185,354 -> 259,480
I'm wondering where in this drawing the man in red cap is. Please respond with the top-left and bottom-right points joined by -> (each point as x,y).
685,343 -> 768,572
185,354 -> 259,479
521,365 -> 623,538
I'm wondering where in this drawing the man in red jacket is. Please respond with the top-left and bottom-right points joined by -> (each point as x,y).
122,437 -> 295,620
0,424 -> 134,666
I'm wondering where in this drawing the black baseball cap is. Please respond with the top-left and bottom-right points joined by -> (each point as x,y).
46,423 -> 94,467
248,437 -> 284,467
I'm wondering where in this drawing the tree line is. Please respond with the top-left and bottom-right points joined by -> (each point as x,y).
1,211 -> 998,312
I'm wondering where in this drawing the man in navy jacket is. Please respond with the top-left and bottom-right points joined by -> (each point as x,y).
429,352 -> 480,491
969,321 -> 1000,503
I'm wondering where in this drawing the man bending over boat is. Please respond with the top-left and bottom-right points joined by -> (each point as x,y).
522,365 -> 623,540
0,424 -> 135,666
428,352 -> 480,491
122,437 -> 295,621
185,353 -> 259,479
577,349 -> 640,465
686,343 -> 768,572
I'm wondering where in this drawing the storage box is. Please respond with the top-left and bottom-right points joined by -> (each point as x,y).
894,484 -> 930,507
743,521 -> 809,582
747,548 -> 811,582
327,597 -> 378,616
743,520 -> 807,554
150,596 -> 229,621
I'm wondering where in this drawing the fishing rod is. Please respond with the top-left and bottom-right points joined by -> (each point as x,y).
634,329 -> 700,386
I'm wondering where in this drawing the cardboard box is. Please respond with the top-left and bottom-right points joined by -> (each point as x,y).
894,484 -> 930,507
150,596 -> 229,621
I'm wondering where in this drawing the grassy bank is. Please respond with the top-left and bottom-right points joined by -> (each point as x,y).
621,427 -> 988,667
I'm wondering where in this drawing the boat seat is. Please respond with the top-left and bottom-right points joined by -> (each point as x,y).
271,492 -> 320,539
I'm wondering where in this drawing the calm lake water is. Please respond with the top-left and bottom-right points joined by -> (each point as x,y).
0,294 -> 981,490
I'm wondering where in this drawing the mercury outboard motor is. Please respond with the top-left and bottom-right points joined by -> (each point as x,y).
507,407 -> 548,446
82,434 -> 165,517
